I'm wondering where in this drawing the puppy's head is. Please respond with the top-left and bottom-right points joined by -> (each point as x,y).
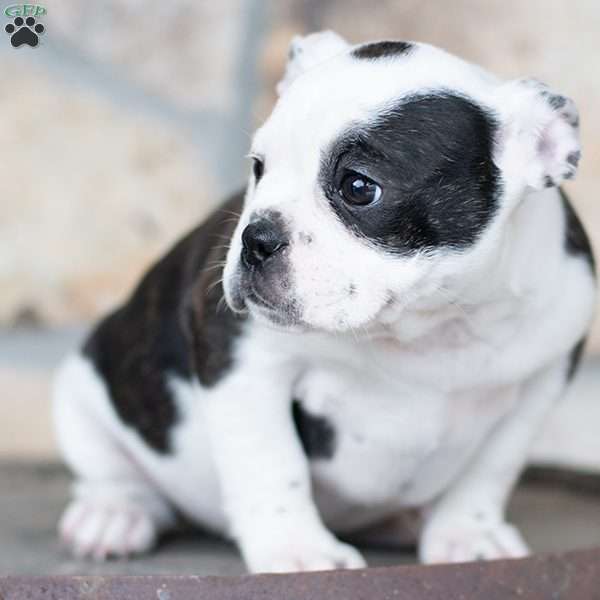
223,32 -> 581,332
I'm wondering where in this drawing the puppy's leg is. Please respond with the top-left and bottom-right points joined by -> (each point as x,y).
203,367 -> 365,573
53,355 -> 175,560
420,359 -> 568,563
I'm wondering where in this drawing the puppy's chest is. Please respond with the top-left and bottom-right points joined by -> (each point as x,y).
295,363 -> 519,504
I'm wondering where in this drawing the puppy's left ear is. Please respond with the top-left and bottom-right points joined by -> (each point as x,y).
495,78 -> 581,191
277,30 -> 350,96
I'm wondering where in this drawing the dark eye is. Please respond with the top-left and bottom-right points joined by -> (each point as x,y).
252,157 -> 264,182
339,171 -> 382,206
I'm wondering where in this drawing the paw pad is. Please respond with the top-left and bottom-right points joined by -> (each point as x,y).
5,16 -> 44,48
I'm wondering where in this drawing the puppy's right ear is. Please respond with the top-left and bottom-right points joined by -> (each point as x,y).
277,30 -> 350,96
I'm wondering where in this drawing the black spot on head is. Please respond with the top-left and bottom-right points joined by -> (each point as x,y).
83,192 -> 247,453
352,40 -> 413,60
560,188 -> 596,275
292,400 -> 336,460
348,283 -> 357,297
544,175 -> 555,188
567,337 -> 587,381
319,92 -> 501,253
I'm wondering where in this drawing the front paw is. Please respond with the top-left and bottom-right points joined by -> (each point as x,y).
242,533 -> 366,574
420,516 -> 530,564
59,498 -> 158,561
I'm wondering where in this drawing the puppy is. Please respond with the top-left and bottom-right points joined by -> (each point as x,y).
54,32 -> 596,572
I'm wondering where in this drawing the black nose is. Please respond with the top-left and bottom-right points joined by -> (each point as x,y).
241,220 -> 288,268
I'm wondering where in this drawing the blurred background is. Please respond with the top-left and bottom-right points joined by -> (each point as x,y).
1,1 -> 599,469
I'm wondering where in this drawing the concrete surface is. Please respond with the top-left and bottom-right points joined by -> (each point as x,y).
1,462 -> 599,576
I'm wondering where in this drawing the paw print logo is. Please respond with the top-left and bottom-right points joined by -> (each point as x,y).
5,16 -> 44,47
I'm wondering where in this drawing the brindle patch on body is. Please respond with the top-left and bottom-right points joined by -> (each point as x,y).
83,192 -> 246,453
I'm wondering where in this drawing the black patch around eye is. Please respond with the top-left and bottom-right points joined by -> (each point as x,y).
319,92 -> 501,254
252,157 -> 264,182
352,40 -> 413,60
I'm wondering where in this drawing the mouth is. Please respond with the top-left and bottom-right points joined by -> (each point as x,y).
224,257 -> 304,330
246,282 -> 278,312
245,293 -> 305,331
226,274 -> 303,331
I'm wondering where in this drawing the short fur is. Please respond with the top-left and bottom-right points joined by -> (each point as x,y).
54,32 -> 596,573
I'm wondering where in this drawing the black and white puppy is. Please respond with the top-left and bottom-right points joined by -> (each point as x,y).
54,32 -> 596,572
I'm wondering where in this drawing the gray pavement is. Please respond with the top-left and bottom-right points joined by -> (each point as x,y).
1,461 -> 599,576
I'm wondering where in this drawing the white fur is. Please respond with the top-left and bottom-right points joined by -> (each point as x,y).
54,33 -> 596,572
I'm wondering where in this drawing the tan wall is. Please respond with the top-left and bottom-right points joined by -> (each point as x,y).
1,0 -> 599,349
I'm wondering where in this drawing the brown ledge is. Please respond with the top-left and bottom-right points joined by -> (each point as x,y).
1,548 -> 599,600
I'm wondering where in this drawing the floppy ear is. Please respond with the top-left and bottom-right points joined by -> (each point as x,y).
496,78 -> 581,191
277,30 -> 350,96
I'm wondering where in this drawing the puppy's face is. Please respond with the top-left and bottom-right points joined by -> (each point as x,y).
224,32 -> 581,333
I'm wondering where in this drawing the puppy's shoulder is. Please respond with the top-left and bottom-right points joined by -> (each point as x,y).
81,191 -> 247,452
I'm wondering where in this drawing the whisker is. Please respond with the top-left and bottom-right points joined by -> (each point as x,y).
202,263 -> 227,275
221,217 -> 242,226
216,295 -> 229,314
220,210 -> 241,219
206,277 -> 224,296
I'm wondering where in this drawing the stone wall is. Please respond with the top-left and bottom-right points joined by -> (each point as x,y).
1,0 -> 599,349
